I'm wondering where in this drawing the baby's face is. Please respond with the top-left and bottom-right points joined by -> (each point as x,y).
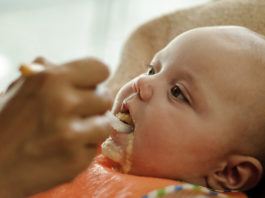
109,27 -> 265,185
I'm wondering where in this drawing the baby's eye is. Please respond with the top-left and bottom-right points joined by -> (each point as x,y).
171,85 -> 188,103
146,65 -> 155,75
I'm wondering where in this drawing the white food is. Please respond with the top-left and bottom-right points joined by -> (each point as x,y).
102,111 -> 135,173
101,137 -> 123,162
101,133 -> 134,173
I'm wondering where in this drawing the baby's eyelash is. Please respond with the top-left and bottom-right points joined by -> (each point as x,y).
144,64 -> 156,75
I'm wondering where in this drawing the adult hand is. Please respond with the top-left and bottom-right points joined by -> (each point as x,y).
0,57 -> 112,198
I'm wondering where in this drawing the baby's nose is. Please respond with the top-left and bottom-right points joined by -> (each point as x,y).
132,75 -> 153,101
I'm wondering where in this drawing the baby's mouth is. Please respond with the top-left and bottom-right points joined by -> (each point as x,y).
101,110 -> 135,173
115,112 -> 134,130
107,111 -> 135,133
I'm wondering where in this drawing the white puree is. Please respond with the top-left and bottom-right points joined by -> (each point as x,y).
101,133 -> 134,173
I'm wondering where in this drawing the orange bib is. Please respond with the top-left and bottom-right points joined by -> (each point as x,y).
30,154 -> 247,198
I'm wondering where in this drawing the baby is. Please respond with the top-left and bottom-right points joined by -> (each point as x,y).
102,26 -> 265,192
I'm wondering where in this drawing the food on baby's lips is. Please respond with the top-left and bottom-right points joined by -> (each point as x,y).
102,111 -> 135,173
106,111 -> 134,133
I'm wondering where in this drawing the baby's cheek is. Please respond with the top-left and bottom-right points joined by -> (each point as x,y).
130,135 -> 165,167
130,136 -> 152,163
133,123 -> 168,157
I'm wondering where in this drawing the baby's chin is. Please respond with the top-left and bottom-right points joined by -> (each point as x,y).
102,110 -> 135,172
101,132 -> 134,173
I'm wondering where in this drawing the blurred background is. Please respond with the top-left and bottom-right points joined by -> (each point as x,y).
0,0 -> 211,91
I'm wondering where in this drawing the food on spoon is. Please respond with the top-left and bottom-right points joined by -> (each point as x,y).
106,111 -> 134,133
115,112 -> 134,126
19,63 -> 44,77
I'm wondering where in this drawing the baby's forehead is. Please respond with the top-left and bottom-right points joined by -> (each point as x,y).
158,26 -> 265,74
166,26 -> 264,54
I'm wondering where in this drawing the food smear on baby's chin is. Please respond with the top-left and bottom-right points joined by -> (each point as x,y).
101,112 -> 134,173
101,133 -> 134,173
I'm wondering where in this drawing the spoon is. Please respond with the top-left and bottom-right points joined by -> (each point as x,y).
105,111 -> 134,133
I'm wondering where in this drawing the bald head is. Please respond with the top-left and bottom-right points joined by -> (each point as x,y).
159,25 -> 265,171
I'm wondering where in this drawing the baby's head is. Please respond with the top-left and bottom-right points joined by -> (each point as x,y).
103,26 -> 265,191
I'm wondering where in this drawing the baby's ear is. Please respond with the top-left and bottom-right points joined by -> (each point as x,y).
209,155 -> 263,191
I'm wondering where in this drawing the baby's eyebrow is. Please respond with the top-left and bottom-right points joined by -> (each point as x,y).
177,67 -> 196,85
143,62 -> 153,69
180,68 -> 214,113
142,59 -> 161,71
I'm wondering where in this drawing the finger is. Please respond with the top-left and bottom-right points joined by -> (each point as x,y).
62,57 -> 110,87
71,115 -> 112,145
32,56 -> 55,68
23,116 -> 111,157
5,77 -> 22,92
73,86 -> 113,117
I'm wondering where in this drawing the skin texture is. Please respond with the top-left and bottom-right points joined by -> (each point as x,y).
110,26 -> 265,191
0,57 -> 112,198
1,0 -> 265,197
104,1 -> 265,197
